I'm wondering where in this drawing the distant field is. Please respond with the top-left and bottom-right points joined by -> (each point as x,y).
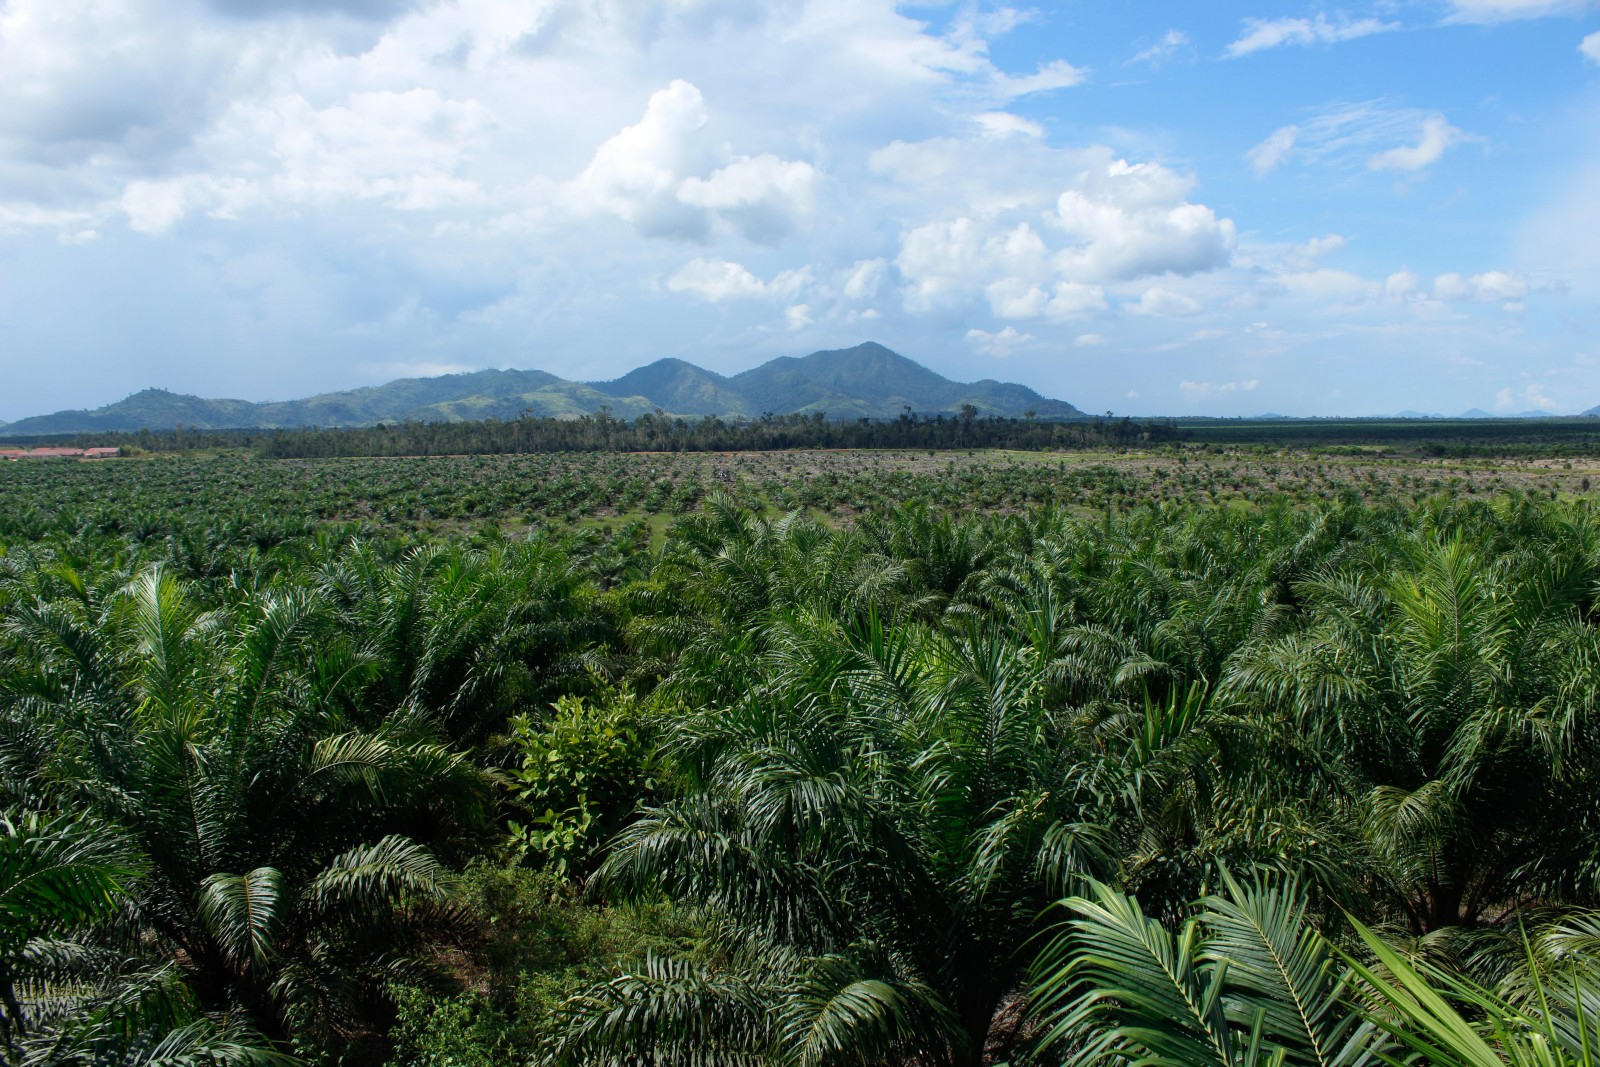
1173,416 -> 1600,455
4,445 -> 1597,540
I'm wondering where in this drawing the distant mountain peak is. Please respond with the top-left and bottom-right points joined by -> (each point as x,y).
1,343 -> 1085,435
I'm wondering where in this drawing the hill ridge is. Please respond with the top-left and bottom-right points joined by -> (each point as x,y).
2,343 -> 1085,435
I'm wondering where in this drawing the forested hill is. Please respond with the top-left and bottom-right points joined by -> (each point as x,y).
3,342 -> 1085,434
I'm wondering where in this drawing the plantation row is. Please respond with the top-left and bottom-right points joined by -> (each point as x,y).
4,482 -> 1598,1067
3,448 -> 1597,543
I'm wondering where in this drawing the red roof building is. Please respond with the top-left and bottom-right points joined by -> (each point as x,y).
5,447 -> 85,459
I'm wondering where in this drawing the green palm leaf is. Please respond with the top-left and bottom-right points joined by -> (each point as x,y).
198,867 -> 283,971
1204,870 -> 1377,1067
1031,880 -> 1245,1067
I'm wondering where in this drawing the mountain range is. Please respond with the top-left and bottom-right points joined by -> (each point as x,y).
0,343 -> 1086,436
1391,408 -> 1560,420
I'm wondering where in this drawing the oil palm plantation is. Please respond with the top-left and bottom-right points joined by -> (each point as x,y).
553,607 -> 1112,1066
0,565 -> 488,1060
1221,528 -> 1600,931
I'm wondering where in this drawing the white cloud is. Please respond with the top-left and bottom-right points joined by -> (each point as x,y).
838,258 -> 889,302
966,325 -> 1033,356
1054,161 -> 1236,280
362,359 -> 478,379
1131,30 -> 1189,67
1297,234 -> 1347,261
1433,270 -> 1529,303
1262,103 -> 1470,180
1248,125 -> 1299,174
974,111 -> 1044,139
677,154 -> 818,243
1582,31 -> 1600,62
1367,115 -> 1465,172
1385,270 -> 1421,301
989,59 -> 1088,99
1225,15 -> 1398,57
1074,333 -> 1107,347
1134,286 -> 1204,316
120,180 -> 194,235
1447,0 -> 1594,23
884,147 -> 1233,321
664,257 -> 810,302
1496,383 -> 1555,411
665,258 -> 766,301
571,81 -> 816,243
1044,282 -> 1111,317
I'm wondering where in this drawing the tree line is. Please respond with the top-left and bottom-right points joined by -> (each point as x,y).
31,410 -> 1184,457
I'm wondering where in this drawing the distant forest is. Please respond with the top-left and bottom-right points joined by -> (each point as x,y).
45,410 -> 1182,457
16,408 -> 1600,459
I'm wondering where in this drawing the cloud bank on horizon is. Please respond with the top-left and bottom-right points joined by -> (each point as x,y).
1,0 -> 1598,419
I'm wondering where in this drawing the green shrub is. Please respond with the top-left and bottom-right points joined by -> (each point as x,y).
505,691 -> 656,877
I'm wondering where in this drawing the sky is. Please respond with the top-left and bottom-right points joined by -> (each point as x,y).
2,0 -> 1600,420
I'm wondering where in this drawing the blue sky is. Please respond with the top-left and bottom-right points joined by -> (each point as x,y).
1,0 -> 1598,419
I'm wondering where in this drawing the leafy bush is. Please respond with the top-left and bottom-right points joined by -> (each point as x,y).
505,692 -> 657,878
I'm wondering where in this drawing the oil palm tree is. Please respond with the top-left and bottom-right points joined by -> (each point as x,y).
1029,871 -> 1600,1067
1222,531 -> 1600,930
553,610 -> 1110,1066
1,566 -> 488,1058
1029,871 -> 1381,1067
0,807 -> 285,1066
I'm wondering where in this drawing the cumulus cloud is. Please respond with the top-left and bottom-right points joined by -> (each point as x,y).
894,218 -> 1109,318
1367,115 -> 1466,171
112,87 -> 498,232
1225,15 -> 1398,57
569,80 -> 714,236
570,81 -> 816,243
966,325 -> 1033,356
677,154 -> 818,243
1583,31 -> 1600,62
1248,126 -> 1299,174
1054,161 -> 1236,280
664,258 -> 810,302
1385,270 -> 1421,301
885,147 -> 1233,320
